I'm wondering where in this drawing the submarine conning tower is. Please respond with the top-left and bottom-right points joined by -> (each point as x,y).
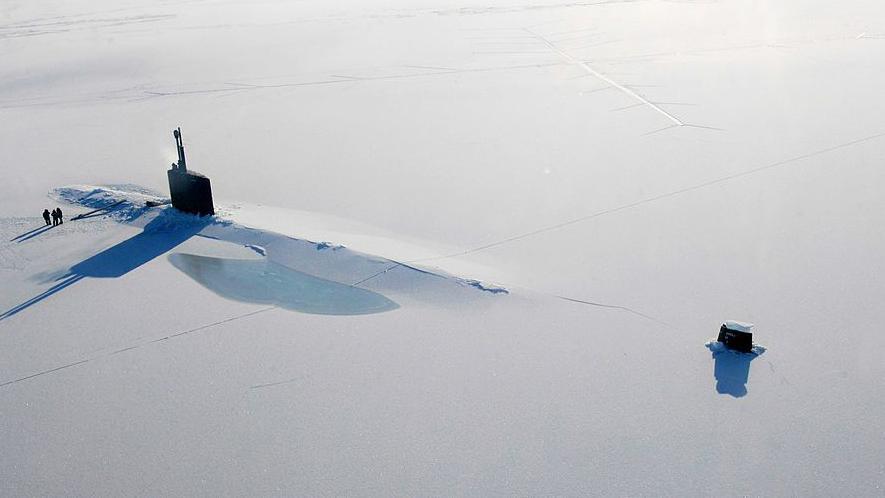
167,127 -> 214,216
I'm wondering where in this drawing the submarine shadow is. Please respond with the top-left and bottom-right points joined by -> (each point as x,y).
0,212 -> 209,321
168,253 -> 399,316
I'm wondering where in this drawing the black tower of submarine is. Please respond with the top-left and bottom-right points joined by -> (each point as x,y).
167,127 -> 214,216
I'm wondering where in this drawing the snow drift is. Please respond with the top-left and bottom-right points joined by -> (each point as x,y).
51,184 -> 509,314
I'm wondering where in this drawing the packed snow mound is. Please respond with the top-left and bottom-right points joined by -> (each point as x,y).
245,244 -> 266,256
52,184 -> 508,300
706,340 -> 767,356
723,320 -> 754,333
461,279 -> 509,294
315,241 -> 343,251
143,206 -> 231,232
53,185 -> 169,222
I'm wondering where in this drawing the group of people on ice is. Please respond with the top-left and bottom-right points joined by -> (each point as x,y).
42,207 -> 64,226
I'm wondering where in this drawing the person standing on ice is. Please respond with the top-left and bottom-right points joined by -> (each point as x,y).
50,209 -> 58,226
42,209 -> 51,226
55,207 -> 63,225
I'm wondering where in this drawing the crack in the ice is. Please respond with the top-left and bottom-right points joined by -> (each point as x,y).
0,62 -> 565,110
249,376 -> 306,390
524,27 -> 688,127
0,306 -> 276,390
350,263 -> 402,287
555,295 -> 674,328
409,131 -> 885,263
0,359 -> 90,389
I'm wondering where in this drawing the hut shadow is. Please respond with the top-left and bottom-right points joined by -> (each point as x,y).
709,347 -> 762,398
0,211 -> 209,321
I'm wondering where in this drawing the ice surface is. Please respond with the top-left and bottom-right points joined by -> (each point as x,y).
3,0 -> 885,495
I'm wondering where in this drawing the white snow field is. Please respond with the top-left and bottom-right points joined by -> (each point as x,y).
2,0 -> 885,495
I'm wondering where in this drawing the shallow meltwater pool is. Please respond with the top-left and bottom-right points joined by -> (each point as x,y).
169,253 -> 399,315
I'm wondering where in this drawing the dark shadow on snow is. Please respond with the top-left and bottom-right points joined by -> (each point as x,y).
169,253 -> 399,316
710,348 -> 760,398
0,211 -> 209,321
71,200 -> 127,221
10,224 -> 53,243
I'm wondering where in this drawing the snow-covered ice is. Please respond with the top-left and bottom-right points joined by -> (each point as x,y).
706,340 -> 766,357
3,0 -> 885,495
723,320 -> 754,333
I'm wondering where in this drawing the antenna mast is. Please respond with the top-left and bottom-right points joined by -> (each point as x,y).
173,127 -> 187,171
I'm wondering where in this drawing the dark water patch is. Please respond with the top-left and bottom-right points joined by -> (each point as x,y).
169,253 -> 399,316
